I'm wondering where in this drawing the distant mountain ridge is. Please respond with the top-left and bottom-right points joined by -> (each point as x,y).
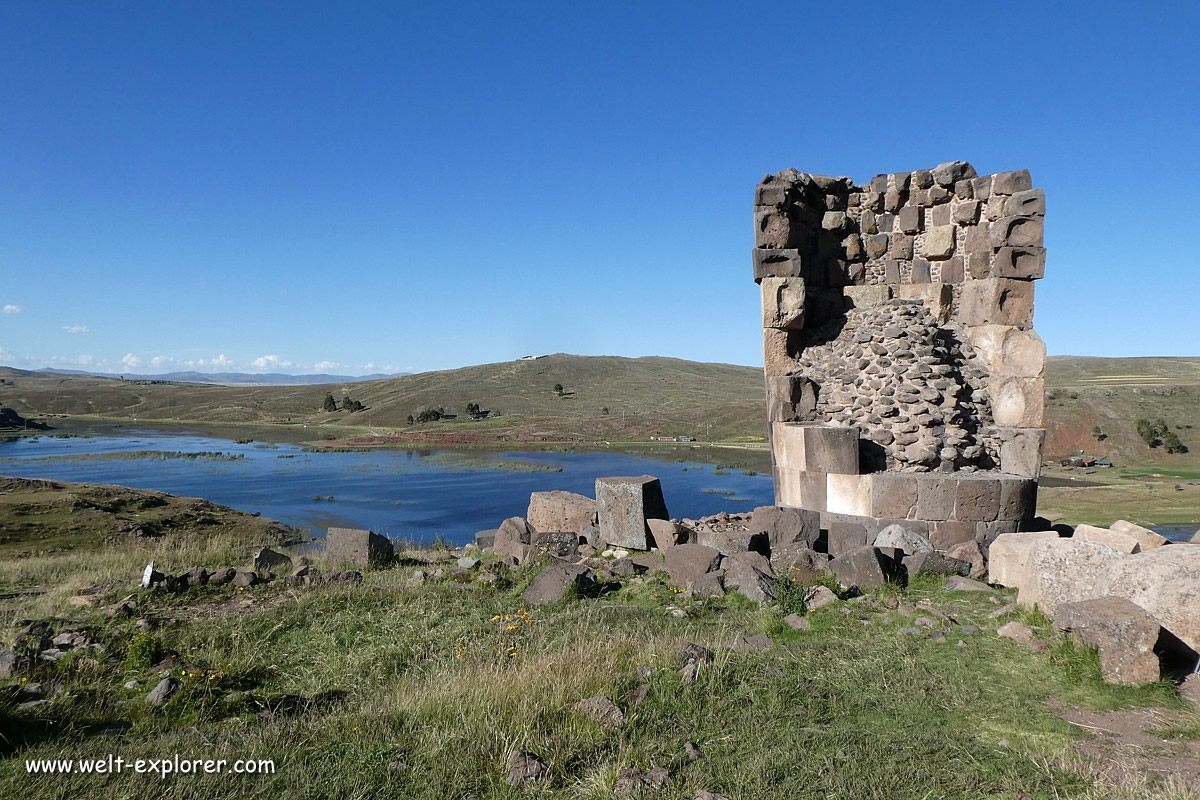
34,367 -> 407,385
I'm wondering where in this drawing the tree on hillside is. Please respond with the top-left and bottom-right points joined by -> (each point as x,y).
343,397 -> 365,413
1163,431 -> 1189,454
322,393 -> 337,412
406,414 -> 414,425
466,402 -> 480,417
553,383 -> 564,396
415,407 -> 442,424
601,406 -> 609,416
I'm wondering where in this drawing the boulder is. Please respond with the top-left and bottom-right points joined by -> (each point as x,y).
749,505 -> 820,548
873,524 -> 934,555
1072,524 -> 1140,554
997,621 -> 1033,643
945,539 -> 987,579
146,677 -> 181,707
521,563 -> 595,605
526,491 -> 598,534
0,649 -> 30,679
474,529 -> 497,550
687,573 -> 725,597
595,476 -> 669,550
493,517 -> 535,565
661,544 -> 722,588
1018,539 -> 1126,615
770,543 -> 831,585
252,547 -> 292,572
207,567 -> 236,586
614,767 -> 670,797
574,696 -> 624,729
903,551 -> 970,577
1109,520 -> 1168,551
647,519 -> 691,549
829,546 -> 903,590
232,570 -> 260,588
1054,596 -> 1197,685
325,527 -> 394,566
696,530 -> 768,557
531,531 -> 579,559
578,523 -> 605,548
987,531 -> 1060,588
141,561 -> 163,589
1100,545 -> 1200,652
805,585 -> 839,610
722,551 -> 776,604
184,566 -> 209,587
945,576 -> 995,592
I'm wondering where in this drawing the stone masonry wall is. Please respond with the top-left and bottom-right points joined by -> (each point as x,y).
752,162 -> 1047,542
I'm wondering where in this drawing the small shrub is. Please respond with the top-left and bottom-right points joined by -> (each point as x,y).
124,631 -> 163,671
774,574 -> 809,616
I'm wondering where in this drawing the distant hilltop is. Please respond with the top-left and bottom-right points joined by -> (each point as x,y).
33,367 -> 410,385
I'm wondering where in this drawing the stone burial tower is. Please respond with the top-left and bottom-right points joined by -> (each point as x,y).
752,162 -> 1046,551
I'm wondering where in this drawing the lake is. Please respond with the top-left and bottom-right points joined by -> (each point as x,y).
0,432 -> 775,546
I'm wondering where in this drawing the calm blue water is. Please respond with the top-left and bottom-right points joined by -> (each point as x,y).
0,433 -> 774,545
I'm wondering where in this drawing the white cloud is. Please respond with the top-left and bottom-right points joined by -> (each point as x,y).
121,353 -> 142,370
313,361 -> 341,371
0,345 -> 13,362
63,325 -> 90,334
251,354 -> 292,371
49,354 -> 94,367
149,355 -> 173,369
3,304 -> 21,314
185,354 -> 235,369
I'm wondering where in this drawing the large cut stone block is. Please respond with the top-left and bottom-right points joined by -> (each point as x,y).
998,428 -> 1046,479
870,474 -> 918,519
992,246 -> 1046,280
527,491 -> 598,534
776,467 -> 827,510
843,284 -> 892,309
929,520 -> 976,550
992,376 -> 1045,427
326,527 -> 394,566
825,474 -> 872,517
1109,520 -> 1169,552
750,505 -> 821,548
755,208 -> 809,250
823,513 -> 871,556
773,423 -> 859,474
922,225 -> 956,259
1073,524 -> 1140,554
915,476 -> 956,521
1018,538 -> 1126,614
1054,597 -> 1190,686
988,216 -> 1044,249
752,248 -> 807,284
830,546 -> 904,590
997,476 -> 1038,521
762,327 -> 800,376
1003,189 -> 1046,217
959,278 -> 1035,329
965,325 -> 1046,379
766,375 -> 818,422
595,476 -> 669,550
893,282 -> 952,324
987,531 -> 1060,587
761,277 -> 806,329
992,169 -> 1033,194
1101,545 -> 1200,652
952,476 -> 1002,522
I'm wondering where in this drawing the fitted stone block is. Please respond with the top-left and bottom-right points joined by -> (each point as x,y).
762,327 -> 800,376
870,474 -> 918,519
998,476 -> 1038,521
761,277 -> 806,329
988,216 -> 1044,248
1003,189 -> 1046,217
953,477 -> 1002,522
752,248 -> 807,283
992,169 -> 1032,194
992,376 -> 1045,427
766,375 -> 819,422
952,200 -> 980,224
915,476 -> 957,521
773,423 -> 859,474
755,208 -> 809,249
826,474 -> 873,517
959,278 -> 1035,328
1073,524 -> 1141,554
998,428 -> 1046,479
965,325 -> 1046,378
595,476 -> 669,550
923,225 -> 956,259
992,246 -> 1046,280
844,284 -> 892,309
326,528 -> 394,566
898,205 -> 923,234
929,520 -> 976,550
776,467 -> 827,510
893,282 -> 953,324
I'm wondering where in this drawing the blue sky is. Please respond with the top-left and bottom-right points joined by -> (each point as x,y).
1,2 -> 1197,376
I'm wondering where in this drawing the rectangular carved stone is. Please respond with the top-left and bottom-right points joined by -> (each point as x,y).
965,325 -> 1047,378
988,216 -> 1044,248
326,528 -> 394,566
976,519 -> 1021,550
766,375 -> 818,422
992,169 -> 1033,194
595,476 -> 669,550
929,203 -> 952,227
952,477 -> 1002,522
898,205 -> 923,234
891,233 -> 914,260
763,327 -> 800,376
998,477 -> 1038,521
992,376 -> 1045,427
922,225 -> 955,259
958,278 -> 1035,329
822,513 -> 871,556
865,233 -> 890,259
972,174 -> 993,200
773,423 -> 859,474
826,474 -> 873,517
1003,189 -> 1045,216
870,474 -> 918,519
929,520 -> 976,550
992,246 -> 1046,280
844,284 -> 892,308
776,467 -> 826,510
910,258 -> 931,283
883,259 -> 901,283
752,247 -> 807,284
755,208 -> 809,249
940,256 -> 964,284
761,277 -> 806,329
952,200 -> 980,224
998,428 -> 1046,479
894,282 -> 952,324
915,476 -> 956,521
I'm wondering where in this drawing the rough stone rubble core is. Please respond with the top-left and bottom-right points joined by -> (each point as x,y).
753,162 -> 1046,542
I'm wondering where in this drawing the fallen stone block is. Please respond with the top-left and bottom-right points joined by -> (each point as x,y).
945,576 -> 994,592
493,517 -> 535,565
252,547 -> 292,572
873,523 -> 934,556
521,563 -> 595,605
723,551 -> 776,603
945,539 -> 987,579
987,531 -> 1060,588
1109,520 -> 1168,552
695,529 -> 768,557
829,546 -> 903,590
595,476 -> 669,550
1073,524 -> 1140,554
805,585 -> 839,610
1054,596 -> 1198,685
770,543 -> 831,585
1101,545 -> 1200,653
647,519 -> 691,549
904,551 -> 970,577
750,505 -> 820,548
997,621 -> 1033,643
1018,539 -> 1126,615
663,544 -> 722,588
326,527 -> 394,566
526,491 -> 597,534
474,529 -> 497,550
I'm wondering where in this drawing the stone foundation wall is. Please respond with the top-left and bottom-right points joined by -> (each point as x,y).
753,161 -> 1047,536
